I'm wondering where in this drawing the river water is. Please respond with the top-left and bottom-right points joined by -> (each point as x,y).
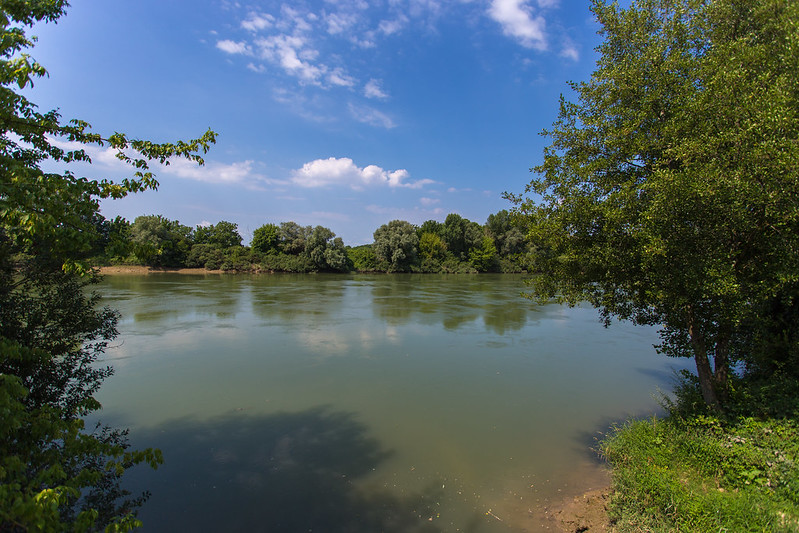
93,273 -> 690,532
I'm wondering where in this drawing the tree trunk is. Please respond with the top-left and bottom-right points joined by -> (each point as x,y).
713,323 -> 731,402
687,308 -> 721,409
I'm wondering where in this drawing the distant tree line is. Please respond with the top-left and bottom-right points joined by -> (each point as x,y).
91,211 -> 534,273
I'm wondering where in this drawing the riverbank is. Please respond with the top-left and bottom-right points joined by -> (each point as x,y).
552,488 -> 612,532
98,265 -> 225,275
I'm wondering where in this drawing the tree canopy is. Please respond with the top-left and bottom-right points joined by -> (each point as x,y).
509,0 -> 799,408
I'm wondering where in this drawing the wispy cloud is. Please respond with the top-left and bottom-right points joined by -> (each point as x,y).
364,79 -> 389,99
488,0 -> 547,50
349,103 -> 395,129
365,204 -> 444,221
241,12 -> 275,32
47,138 -> 271,190
215,0 -> 566,122
291,157 -> 432,190
216,39 -> 250,55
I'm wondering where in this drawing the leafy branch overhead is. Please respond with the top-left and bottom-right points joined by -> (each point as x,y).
0,1 -> 217,530
0,1 -> 217,272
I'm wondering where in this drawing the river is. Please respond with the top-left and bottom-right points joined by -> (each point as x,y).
92,273 -> 690,532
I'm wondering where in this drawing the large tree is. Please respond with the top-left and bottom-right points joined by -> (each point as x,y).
510,0 -> 799,408
373,220 -> 419,272
0,1 -> 215,529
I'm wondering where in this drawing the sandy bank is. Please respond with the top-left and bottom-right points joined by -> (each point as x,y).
97,266 -> 226,275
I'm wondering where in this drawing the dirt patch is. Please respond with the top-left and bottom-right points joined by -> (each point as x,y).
97,266 -> 224,275
550,488 -> 613,533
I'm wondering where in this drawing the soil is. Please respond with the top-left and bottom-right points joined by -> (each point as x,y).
550,488 -> 613,533
98,266 -> 224,275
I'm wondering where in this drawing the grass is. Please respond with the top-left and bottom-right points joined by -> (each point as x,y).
600,374 -> 799,532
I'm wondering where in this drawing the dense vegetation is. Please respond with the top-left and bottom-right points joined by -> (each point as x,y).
92,210 -> 535,274
602,374 -> 799,532
0,1 -> 215,530
511,0 -> 799,529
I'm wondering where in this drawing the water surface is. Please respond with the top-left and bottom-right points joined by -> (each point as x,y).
94,273 -> 690,532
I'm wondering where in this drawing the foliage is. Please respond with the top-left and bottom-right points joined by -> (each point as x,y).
441,213 -> 482,259
129,215 -> 193,267
95,211 -> 532,273
193,220 -> 242,249
0,1 -> 216,529
469,235 -> 498,272
347,245 -> 383,272
260,252 -> 315,273
278,221 -> 310,255
418,232 -> 447,262
601,375 -> 799,532
304,225 -> 349,272
251,223 -> 280,254
372,220 -> 419,272
186,243 -> 225,270
509,0 -> 799,408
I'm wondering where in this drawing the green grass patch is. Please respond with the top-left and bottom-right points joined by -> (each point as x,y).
601,411 -> 799,532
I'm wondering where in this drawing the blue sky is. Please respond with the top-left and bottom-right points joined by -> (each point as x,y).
28,0 -> 602,245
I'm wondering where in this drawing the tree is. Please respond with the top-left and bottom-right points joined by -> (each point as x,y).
251,223 -> 280,254
0,1 -> 216,529
130,215 -> 193,267
441,214 -> 482,259
278,221 -> 311,255
304,225 -> 349,271
373,220 -> 419,272
418,232 -> 447,262
418,219 -> 443,239
194,220 -> 242,249
469,235 -> 498,272
509,0 -> 799,408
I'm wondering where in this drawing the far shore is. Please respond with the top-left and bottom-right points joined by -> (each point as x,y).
98,265 -> 227,275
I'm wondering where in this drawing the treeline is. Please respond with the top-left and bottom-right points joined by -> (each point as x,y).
93,211 -> 534,273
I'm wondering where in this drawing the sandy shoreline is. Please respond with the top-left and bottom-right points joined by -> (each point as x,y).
97,265 -> 226,275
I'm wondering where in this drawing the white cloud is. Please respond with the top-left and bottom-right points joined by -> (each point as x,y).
291,157 -> 432,190
328,67 -> 356,87
364,79 -> 389,99
378,17 -> 407,35
488,0 -> 547,50
420,197 -> 440,206
256,34 -> 326,84
349,103 -> 396,129
47,138 -> 270,190
241,12 -> 275,31
216,39 -> 250,55
325,12 -> 358,34
559,44 -> 579,61
164,158 -> 263,187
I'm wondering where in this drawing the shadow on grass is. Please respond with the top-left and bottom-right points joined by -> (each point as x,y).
126,406 -> 441,532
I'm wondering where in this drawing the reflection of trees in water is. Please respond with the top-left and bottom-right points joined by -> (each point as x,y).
104,273 -> 535,334
481,300 -> 530,335
250,275 -> 347,321
370,275 -> 532,334
128,407 -> 441,532
102,275 -> 244,322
